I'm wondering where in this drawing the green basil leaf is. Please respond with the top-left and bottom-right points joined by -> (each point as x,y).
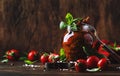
3,55 -> 7,57
86,68 -> 100,72
60,48 -> 66,61
82,46 -> 90,56
60,48 -> 65,56
24,60 -> 34,65
19,57 -> 27,61
43,52 -> 49,56
1,59 -> 8,63
70,23 -> 77,31
65,13 -> 73,25
59,21 -> 67,30
73,18 -> 83,23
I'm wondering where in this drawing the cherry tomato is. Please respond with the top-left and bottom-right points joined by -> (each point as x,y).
48,53 -> 59,63
27,50 -> 39,61
97,58 -> 108,70
75,59 -> 87,72
98,45 -> 110,57
86,56 -> 99,69
6,49 -> 20,61
40,53 -> 49,64
77,59 -> 87,65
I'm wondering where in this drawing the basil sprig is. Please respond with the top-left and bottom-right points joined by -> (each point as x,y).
59,13 -> 82,31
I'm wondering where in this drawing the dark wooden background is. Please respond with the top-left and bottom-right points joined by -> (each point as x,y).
0,0 -> 120,53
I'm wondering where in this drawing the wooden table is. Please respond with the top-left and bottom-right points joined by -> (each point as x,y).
0,61 -> 120,76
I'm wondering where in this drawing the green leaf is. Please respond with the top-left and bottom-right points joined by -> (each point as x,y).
73,18 -> 83,23
59,21 -> 67,30
24,60 -> 34,65
60,48 -> 65,55
110,42 -> 120,51
59,48 -> 66,61
1,59 -> 8,63
3,55 -> 7,58
86,68 -> 100,72
114,47 -> 120,51
82,46 -> 90,56
70,23 -> 77,31
43,52 -> 49,56
19,57 -> 27,61
65,13 -> 73,25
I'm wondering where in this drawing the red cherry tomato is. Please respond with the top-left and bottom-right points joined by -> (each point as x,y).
28,50 -> 39,61
97,58 -> 108,70
40,53 -> 49,64
98,45 -> 110,57
48,53 -> 59,63
77,59 -> 86,63
6,49 -> 20,61
75,59 -> 87,72
86,56 -> 99,69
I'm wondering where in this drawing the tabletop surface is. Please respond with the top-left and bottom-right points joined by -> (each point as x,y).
0,61 -> 120,76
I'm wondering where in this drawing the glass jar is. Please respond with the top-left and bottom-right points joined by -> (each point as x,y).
62,24 -> 95,61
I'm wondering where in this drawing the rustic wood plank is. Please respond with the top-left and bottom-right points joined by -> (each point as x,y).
0,0 -> 119,53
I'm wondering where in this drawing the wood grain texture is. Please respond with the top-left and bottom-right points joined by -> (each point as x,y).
0,0 -> 120,53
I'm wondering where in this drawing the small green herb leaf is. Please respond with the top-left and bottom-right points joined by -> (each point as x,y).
86,68 -> 100,72
59,21 -> 67,30
115,47 -> 120,51
43,52 -> 49,56
73,18 -> 83,23
65,13 -> 73,25
60,48 -> 66,61
1,59 -> 8,63
70,23 -> 77,31
19,57 -> 27,61
60,48 -> 65,57
3,55 -> 7,58
82,46 -> 90,56
24,60 -> 34,65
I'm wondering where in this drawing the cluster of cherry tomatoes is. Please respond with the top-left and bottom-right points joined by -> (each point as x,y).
40,53 -> 109,72
4,49 -> 39,61
40,53 -> 60,64
75,56 -> 108,72
2,49 -> 60,65
1,39 -> 120,72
